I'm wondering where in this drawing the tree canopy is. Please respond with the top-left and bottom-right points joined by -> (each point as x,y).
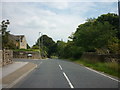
33,35 -> 57,57
55,13 -> 119,59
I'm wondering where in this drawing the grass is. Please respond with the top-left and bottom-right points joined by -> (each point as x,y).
67,58 -> 120,78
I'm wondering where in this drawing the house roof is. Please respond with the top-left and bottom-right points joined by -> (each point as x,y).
8,34 -> 26,42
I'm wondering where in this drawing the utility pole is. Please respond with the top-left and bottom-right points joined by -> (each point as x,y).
41,33 -> 43,58
39,32 -> 41,59
118,0 -> 120,23
118,0 -> 120,39
39,32 -> 44,59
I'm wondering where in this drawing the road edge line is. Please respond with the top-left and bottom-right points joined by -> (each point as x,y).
85,67 -> 120,82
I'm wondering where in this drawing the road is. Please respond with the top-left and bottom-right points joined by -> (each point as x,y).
13,59 -> 119,88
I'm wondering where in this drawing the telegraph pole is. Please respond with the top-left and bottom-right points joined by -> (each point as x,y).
39,32 -> 44,59
39,32 -> 41,59
118,0 -> 120,23
118,0 -> 120,39
41,33 -> 43,58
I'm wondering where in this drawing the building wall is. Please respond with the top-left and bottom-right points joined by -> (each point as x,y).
19,36 -> 27,49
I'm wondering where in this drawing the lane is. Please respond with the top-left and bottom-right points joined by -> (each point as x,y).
57,59 -> 119,88
13,59 -> 70,88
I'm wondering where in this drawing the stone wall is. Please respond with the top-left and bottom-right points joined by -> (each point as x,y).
0,50 -> 2,67
2,50 -> 13,66
13,51 -> 41,59
81,52 -> 120,63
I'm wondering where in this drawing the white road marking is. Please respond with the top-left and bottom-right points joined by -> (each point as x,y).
63,72 -> 74,88
85,67 -> 120,82
59,65 -> 63,70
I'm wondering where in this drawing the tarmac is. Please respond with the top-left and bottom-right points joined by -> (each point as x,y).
0,61 -> 37,89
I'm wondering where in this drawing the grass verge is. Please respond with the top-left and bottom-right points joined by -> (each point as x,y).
67,58 -> 120,78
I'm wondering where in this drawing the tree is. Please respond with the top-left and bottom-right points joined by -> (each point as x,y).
1,20 -> 16,49
1,20 -> 10,35
56,40 -> 66,58
73,13 -> 119,54
27,44 -> 31,49
96,13 -> 119,38
63,41 -> 84,59
34,35 -> 56,57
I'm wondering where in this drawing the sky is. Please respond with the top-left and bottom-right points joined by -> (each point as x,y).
1,0 -> 118,47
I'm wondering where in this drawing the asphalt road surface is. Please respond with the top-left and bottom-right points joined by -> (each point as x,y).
13,59 -> 119,88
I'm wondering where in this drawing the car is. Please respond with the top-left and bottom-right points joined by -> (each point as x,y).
27,54 -> 32,57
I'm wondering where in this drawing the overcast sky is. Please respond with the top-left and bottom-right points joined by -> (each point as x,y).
1,0 -> 118,47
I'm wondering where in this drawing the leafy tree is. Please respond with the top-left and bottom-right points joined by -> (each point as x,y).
1,20 -> 10,35
63,41 -> 84,59
56,40 -> 66,58
96,13 -> 119,38
35,35 -> 56,57
1,20 -> 16,49
56,13 -> 119,59
27,44 -> 30,49
73,13 -> 119,54
32,45 -> 39,49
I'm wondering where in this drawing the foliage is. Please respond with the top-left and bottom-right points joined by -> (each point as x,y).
63,41 -> 84,59
55,13 -> 119,59
27,44 -> 31,49
32,45 -> 39,49
32,13 -> 119,59
2,31 -> 16,49
74,21 -> 117,52
73,13 -> 119,54
33,35 -> 57,57
56,40 -> 66,58
1,20 -> 18,49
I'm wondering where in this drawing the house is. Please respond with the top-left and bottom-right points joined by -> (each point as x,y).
15,35 -> 27,49
9,34 -> 27,49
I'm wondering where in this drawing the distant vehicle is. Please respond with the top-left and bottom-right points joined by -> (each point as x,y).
27,54 -> 32,57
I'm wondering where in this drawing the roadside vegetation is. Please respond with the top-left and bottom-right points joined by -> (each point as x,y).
54,13 -> 119,78
65,58 -> 120,78
56,13 -> 119,59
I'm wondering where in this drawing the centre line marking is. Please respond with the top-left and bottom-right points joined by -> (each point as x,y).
59,65 -> 63,70
63,72 -> 74,88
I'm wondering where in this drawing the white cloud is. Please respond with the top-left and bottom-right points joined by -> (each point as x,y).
43,2 -> 69,9
1,2 -> 117,46
2,0 -> 117,2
